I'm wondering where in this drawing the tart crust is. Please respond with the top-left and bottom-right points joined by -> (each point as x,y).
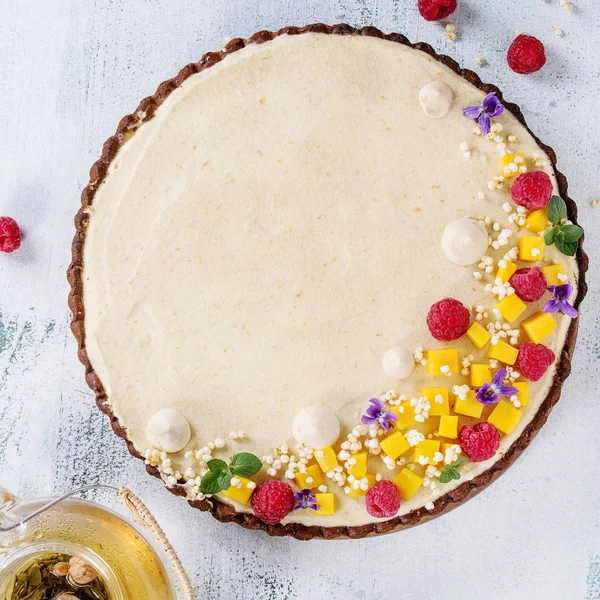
67,23 -> 588,540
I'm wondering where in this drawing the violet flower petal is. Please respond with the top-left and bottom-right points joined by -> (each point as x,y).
478,112 -> 492,136
544,298 -> 562,314
463,105 -> 483,119
498,384 -> 519,397
361,415 -> 377,425
483,92 -> 504,117
561,302 -> 578,318
476,382 -> 499,405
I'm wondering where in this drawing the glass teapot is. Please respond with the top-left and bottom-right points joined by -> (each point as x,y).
0,485 -> 195,600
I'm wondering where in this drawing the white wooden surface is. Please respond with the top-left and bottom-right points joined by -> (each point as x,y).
1,1 -> 599,598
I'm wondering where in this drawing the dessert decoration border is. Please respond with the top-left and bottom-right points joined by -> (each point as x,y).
67,23 -> 589,540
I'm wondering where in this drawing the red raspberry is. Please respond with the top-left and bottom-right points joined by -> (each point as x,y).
511,171 -> 553,210
365,480 -> 401,518
507,34 -> 546,74
517,343 -> 556,382
0,217 -> 21,253
509,267 -> 548,302
459,423 -> 501,463
426,298 -> 471,341
250,480 -> 295,524
418,0 -> 457,21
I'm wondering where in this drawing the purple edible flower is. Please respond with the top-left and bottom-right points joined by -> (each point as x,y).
292,489 -> 320,511
361,397 -> 398,431
544,282 -> 578,318
463,92 -> 504,136
475,368 -> 518,406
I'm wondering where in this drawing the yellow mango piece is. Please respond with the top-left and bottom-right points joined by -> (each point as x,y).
521,312 -> 557,344
519,235 -> 545,262
347,451 -> 368,479
295,464 -> 325,489
525,208 -> 549,234
470,363 -> 492,388
501,152 -> 526,178
487,340 -> 519,365
390,401 -> 416,430
315,446 -> 339,473
488,400 -> 522,435
438,415 -> 458,439
222,477 -> 255,505
348,473 -> 376,498
496,260 -> 518,284
413,439 -> 441,465
393,468 -> 424,500
466,322 -> 492,350
453,390 -> 484,419
426,348 -> 460,376
314,493 -> 336,515
513,381 -> 530,407
379,431 -> 410,460
422,387 -> 449,416
542,264 -> 566,286
496,294 -> 527,323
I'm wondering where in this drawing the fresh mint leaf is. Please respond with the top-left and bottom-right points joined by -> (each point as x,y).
548,195 -> 567,225
207,458 -> 228,474
439,458 -> 467,484
230,452 -> 262,477
544,227 -> 558,246
200,470 -> 222,495
555,238 -> 579,257
559,224 -> 584,243
217,470 -> 233,491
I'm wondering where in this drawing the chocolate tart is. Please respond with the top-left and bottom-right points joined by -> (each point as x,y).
68,24 -> 588,539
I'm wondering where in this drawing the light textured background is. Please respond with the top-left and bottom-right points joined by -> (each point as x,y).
1,1 -> 599,598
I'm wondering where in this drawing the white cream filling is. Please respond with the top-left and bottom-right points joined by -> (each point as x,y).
82,33 -> 578,527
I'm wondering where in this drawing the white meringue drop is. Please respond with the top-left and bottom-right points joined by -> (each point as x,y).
292,405 -> 340,449
382,346 -> 415,379
419,81 -> 454,119
146,408 -> 191,453
442,218 -> 489,266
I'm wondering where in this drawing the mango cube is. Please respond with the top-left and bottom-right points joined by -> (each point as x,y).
426,348 -> 459,376
496,260 -> 518,284
501,152 -> 526,178
347,451 -> 368,479
519,235 -> 545,262
542,264 -> 566,286
393,468 -> 424,500
314,493 -> 336,515
525,208 -> 549,234
438,415 -> 459,439
390,401 -> 416,430
487,340 -> 519,365
521,312 -> 556,344
315,446 -> 339,473
222,477 -> 254,505
497,294 -> 527,323
513,381 -> 530,407
453,390 -> 484,419
470,363 -> 492,388
488,400 -> 522,435
413,440 -> 441,465
348,473 -> 376,498
380,431 -> 410,460
466,322 -> 492,350
295,464 -> 324,489
422,387 -> 449,416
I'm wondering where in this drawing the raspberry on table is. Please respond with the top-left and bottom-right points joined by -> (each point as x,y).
250,480 -> 295,524
427,298 -> 471,341
459,422 -> 500,462
510,267 -> 548,302
507,34 -> 547,74
365,480 -> 401,518
0,217 -> 21,253
418,0 -> 457,21
517,343 -> 556,382
511,171 -> 553,210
